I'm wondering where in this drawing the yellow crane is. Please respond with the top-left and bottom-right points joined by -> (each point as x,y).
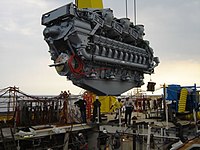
75,0 -> 103,9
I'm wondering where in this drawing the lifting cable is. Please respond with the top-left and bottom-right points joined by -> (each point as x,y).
134,0 -> 137,25
125,0 -> 137,25
125,0 -> 128,18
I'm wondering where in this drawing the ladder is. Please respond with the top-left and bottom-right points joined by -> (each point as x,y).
178,88 -> 188,113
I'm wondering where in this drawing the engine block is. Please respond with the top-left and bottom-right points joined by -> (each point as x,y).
41,3 -> 159,95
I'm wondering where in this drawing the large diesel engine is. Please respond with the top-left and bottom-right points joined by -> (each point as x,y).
41,3 -> 159,95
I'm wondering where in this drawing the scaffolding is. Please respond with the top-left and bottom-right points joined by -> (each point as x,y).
0,87 -> 83,129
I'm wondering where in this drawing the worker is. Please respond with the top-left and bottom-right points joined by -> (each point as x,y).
124,97 -> 133,125
97,129 -> 109,150
74,97 -> 87,123
78,132 -> 88,150
92,97 -> 101,123
112,130 -> 121,150
110,98 -> 123,119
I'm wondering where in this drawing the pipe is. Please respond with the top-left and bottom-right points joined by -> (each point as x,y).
94,35 -> 146,53
129,54 -> 133,62
146,124 -> 151,150
124,53 -> 129,61
94,45 -> 100,55
80,48 -> 148,69
113,50 -> 118,59
108,48 -> 113,58
101,47 -> 106,56
119,51 -> 124,60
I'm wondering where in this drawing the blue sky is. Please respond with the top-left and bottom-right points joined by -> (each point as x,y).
0,0 -> 200,95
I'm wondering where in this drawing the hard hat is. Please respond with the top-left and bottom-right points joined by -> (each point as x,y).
78,133 -> 83,136
96,96 -> 99,99
103,129 -> 107,134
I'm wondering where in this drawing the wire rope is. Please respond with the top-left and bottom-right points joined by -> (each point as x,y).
134,0 -> 137,25
125,0 -> 128,18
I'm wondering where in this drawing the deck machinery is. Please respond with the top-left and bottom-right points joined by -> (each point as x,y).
41,2 -> 159,95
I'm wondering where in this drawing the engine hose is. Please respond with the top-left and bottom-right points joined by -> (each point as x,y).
68,53 -> 111,77
68,53 -> 85,76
